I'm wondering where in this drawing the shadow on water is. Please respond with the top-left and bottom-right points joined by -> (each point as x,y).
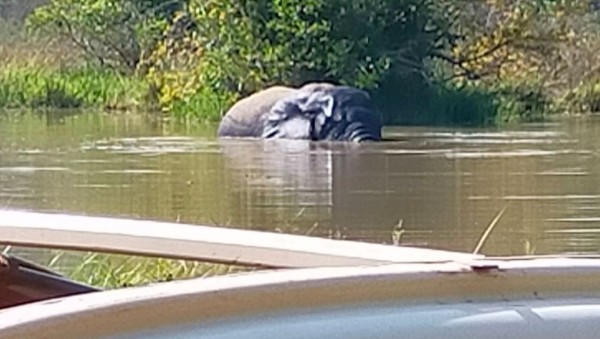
2,111 -> 600,260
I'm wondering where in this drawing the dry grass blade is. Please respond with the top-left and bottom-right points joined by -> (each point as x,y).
473,204 -> 509,255
392,219 -> 405,246
1,245 -> 12,255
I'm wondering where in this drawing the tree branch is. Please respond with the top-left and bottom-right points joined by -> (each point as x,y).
56,13 -> 107,67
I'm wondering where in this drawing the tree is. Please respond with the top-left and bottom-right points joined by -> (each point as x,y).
27,0 -> 186,73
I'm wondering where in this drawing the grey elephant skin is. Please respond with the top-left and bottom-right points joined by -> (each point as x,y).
217,83 -> 382,142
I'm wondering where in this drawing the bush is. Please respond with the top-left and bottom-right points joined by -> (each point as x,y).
21,0 -> 567,124
374,75 -> 497,126
145,0 -> 455,121
560,81 -> 600,114
430,85 -> 498,127
492,82 -> 548,124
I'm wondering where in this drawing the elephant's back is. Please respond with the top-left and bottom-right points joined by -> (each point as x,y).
217,86 -> 297,138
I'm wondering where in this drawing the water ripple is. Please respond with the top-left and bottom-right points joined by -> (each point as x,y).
100,169 -> 165,174
547,217 -> 600,222
470,194 -> 600,201
0,166 -> 70,173
444,149 -> 592,159
81,137 -> 222,155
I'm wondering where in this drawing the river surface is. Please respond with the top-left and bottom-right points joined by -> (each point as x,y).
2,111 -> 600,260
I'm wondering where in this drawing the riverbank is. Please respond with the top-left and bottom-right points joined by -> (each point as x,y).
0,66 -> 149,111
0,56 -> 552,127
3,2 -> 600,127
0,61 -> 554,126
0,18 -> 151,113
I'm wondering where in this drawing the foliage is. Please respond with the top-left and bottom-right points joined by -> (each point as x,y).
142,0 -> 561,124
434,0 -> 595,121
436,1 -> 586,80
561,81 -> 600,113
168,86 -> 238,123
145,0 -> 457,122
430,84 -> 498,126
26,0 -> 186,73
13,0 -> 600,123
379,76 -> 498,126
0,66 -> 148,110
492,80 -> 548,124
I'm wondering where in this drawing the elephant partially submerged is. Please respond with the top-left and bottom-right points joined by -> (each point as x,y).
217,83 -> 382,142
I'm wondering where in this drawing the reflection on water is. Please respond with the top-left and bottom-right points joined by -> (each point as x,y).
2,112 -> 600,258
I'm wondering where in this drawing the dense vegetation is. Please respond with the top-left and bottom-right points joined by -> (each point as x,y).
2,0 -> 600,125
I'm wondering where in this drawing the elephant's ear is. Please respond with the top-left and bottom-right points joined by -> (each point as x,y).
303,92 -> 336,119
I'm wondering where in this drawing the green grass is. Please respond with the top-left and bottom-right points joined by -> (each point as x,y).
0,22 -> 152,112
167,86 -> 238,123
0,244 -> 244,289
45,250 -> 244,289
0,66 -> 150,111
0,20 -> 206,118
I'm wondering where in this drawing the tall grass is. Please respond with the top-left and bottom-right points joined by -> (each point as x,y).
0,19 -> 152,112
0,66 -> 150,110
46,250 -> 244,289
168,86 -> 238,123
376,77 -> 499,127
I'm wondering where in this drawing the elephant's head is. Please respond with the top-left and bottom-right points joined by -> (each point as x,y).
262,84 -> 382,142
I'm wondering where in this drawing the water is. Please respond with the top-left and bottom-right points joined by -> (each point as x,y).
2,111 -> 600,259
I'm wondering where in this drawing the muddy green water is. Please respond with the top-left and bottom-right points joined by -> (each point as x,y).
2,111 -> 600,260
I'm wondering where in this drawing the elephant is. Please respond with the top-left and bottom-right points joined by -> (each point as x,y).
217,83 -> 382,142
